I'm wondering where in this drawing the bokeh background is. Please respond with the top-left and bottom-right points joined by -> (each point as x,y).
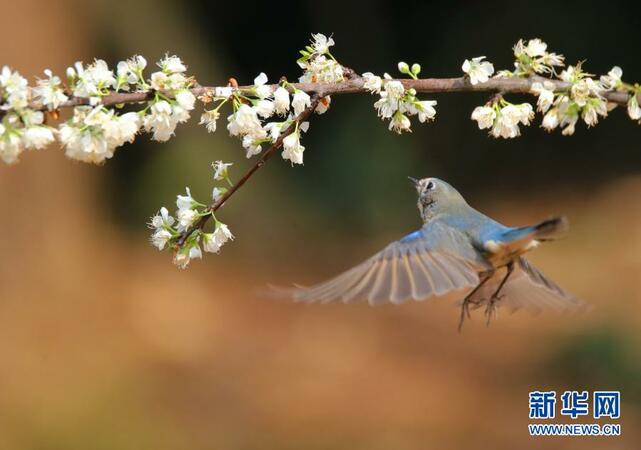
1,0 -> 640,449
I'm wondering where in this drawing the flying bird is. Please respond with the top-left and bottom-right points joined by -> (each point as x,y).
279,177 -> 582,330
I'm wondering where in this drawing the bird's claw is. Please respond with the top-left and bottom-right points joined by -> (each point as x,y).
484,294 -> 503,326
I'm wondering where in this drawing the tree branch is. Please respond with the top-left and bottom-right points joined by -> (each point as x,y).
176,94 -> 321,246
30,75 -> 637,112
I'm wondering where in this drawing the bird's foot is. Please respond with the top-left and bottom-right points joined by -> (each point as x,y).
459,297 -> 484,331
458,299 -> 469,332
458,272 -> 494,333
484,293 -> 504,327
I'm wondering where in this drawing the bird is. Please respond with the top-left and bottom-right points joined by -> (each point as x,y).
277,177 -> 582,330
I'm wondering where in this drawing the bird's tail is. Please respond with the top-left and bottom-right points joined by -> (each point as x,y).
530,216 -> 569,241
497,216 -> 568,253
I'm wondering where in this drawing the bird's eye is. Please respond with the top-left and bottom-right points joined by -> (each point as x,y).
426,181 -> 434,190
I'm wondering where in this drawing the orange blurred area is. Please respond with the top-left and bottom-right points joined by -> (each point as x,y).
1,1 -> 640,449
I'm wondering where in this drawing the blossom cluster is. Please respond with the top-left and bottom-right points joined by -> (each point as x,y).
471,100 -> 534,138
468,38 -> 641,137
0,67 -> 57,163
506,38 -> 565,77
153,33 -> 342,267
199,73 -> 312,164
297,32 -> 343,115
198,34 -> 337,165
149,160 -> 234,268
362,62 -> 437,133
0,55 -> 195,164
535,64 -> 609,135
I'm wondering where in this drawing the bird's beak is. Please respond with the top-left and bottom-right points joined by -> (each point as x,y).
408,176 -> 419,186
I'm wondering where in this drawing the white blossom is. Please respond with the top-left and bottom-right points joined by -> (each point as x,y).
150,71 -> 185,91
23,126 -> 55,150
143,100 -> 186,142
542,108 -> 560,131
490,103 -> 533,138
159,55 -> 187,74
583,99 -> 608,127
513,38 -> 565,75
362,72 -> 382,93
150,206 -> 175,229
559,66 -> 576,83
60,106 -> 141,163
292,90 -> 311,116
628,96 -> 641,120
581,104 -> 599,127
176,187 -> 195,211
59,123 -> 106,162
373,91 -> 398,119
389,112 -> 411,134
213,223 -> 233,246
199,109 -> 220,133
116,55 -> 147,89
299,55 -> 343,84
242,135 -> 263,158
253,72 -> 271,99
571,78 -> 601,107
541,52 -> 565,69
273,86 -> 290,115
71,59 -> 116,100
471,106 -> 496,129
0,123 -> 23,164
177,208 -> 198,230
491,119 -> 519,139
415,100 -> 437,123
212,187 -> 224,202
213,160 -> 232,180
600,66 -> 623,90
173,250 -> 190,269
384,78 -> 405,100
103,111 -> 140,145
175,90 -> 196,110
33,69 -> 68,110
282,130 -> 304,164
369,74 -> 436,132
531,81 -> 555,113
504,103 -> 534,125
311,33 -> 334,54
173,243 -> 202,269
151,229 -> 173,250
561,115 -> 578,136
189,244 -> 202,260
254,99 -> 275,118
0,66 -> 29,110
462,56 -> 494,85
525,39 -> 547,57
227,104 -> 264,137
203,233 -> 221,253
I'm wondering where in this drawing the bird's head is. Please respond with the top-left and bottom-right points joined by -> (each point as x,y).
408,177 -> 468,222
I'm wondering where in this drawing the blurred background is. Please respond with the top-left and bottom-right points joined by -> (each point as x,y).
1,0 -> 640,448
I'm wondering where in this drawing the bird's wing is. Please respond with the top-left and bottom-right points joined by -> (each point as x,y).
474,256 -> 583,313
279,220 -> 491,305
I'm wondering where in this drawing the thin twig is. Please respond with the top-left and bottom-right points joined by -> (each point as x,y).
176,94 -> 321,246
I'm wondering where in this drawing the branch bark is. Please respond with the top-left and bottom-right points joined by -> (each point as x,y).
176,94 -> 321,246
